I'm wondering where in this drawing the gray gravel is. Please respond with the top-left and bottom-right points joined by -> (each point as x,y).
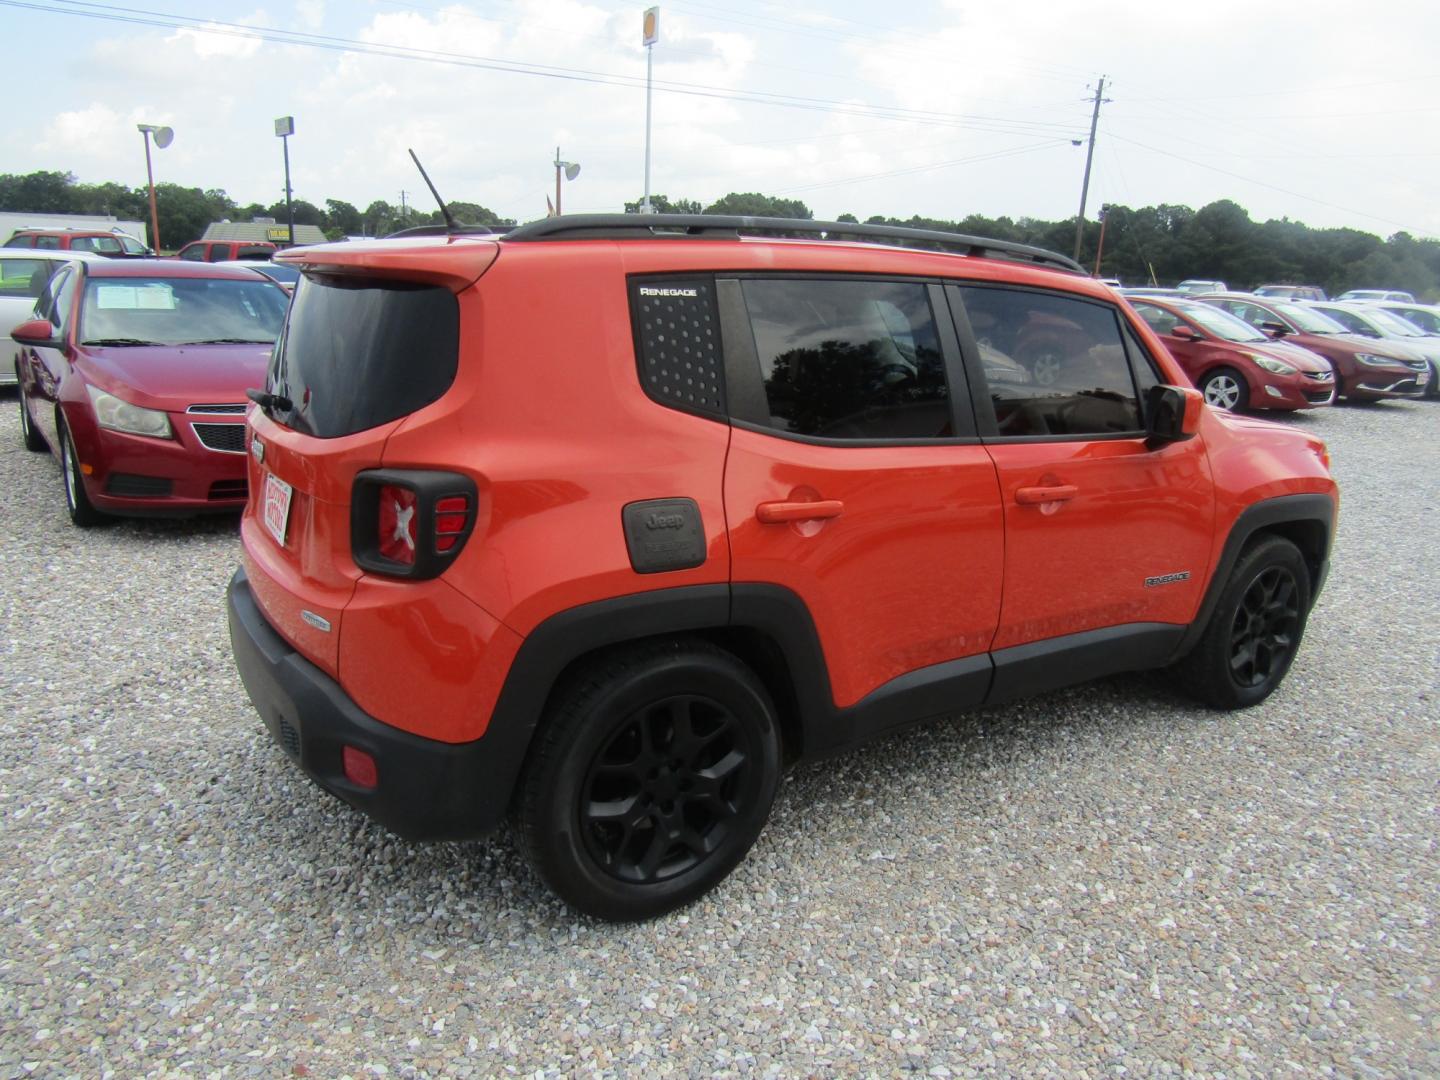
1,391 -> 1436,1079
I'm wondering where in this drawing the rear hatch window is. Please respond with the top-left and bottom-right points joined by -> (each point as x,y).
265,274 -> 459,438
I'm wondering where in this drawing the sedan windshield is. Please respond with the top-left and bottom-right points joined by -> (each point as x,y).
1272,302 -> 1347,334
1177,302 -> 1267,342
79,276 -> 288,346
1364,308 -> 1425,337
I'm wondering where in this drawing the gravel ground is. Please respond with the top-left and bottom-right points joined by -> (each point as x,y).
1,392 -> 1436,1079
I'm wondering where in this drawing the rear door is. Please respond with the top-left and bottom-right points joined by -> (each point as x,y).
720,275 -> 1004,711
951,285 -> 1214,663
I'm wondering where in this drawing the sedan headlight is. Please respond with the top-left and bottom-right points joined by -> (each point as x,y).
1249,353 -> 1296,375
86,385 -> 172,439
1354,353 -> 1396,368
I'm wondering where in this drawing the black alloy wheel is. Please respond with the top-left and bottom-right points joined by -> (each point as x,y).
516,640 -> 781,921
1172,535 -> 1312,709
1227,564 -> 1300,691
580,693 -> 757,885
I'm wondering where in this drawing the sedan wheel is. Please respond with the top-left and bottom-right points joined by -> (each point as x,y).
59,418 -> 104,527
1200,368 -> 1249,412
18,379 -> 46,451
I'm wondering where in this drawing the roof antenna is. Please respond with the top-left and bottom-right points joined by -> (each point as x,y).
409,148 -> 457,232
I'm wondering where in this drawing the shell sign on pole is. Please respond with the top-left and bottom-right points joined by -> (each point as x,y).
642,6 -> 659,46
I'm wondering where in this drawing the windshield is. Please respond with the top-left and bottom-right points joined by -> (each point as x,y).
1177,302 -> 1266,342
256,263 -> 301,285
78,275 -> 289,346
1271,302 -> 1346,333
267,274 -> 458,438
1365,308 -> 1425,336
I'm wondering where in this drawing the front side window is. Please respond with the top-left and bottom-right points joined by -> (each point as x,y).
34,235 -> 60,250
1316,306 -> 1378,337
741,278 -> 949,440
1132,301 -> 1181,335
70,235 -> 123,254
959,286 -> 1140,438
34,266 -> 73,326
178,244 -> 206,261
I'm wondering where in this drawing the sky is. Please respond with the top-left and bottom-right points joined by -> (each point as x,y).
2,0 -> 1438,238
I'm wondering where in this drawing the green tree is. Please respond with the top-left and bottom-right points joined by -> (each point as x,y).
622,194 -> 704,214
703,192 -> 813,219
324,198 -> 363,236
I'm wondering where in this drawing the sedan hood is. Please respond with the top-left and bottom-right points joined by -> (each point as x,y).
76,343 -> 272,409
1251,338 -> 1331,374
1331,334 -> 1423,362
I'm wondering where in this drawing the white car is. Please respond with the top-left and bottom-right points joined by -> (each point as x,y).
1,249 -> 110,385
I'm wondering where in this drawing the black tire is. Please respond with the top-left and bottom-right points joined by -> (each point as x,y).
1199,367 -> 1250,412
1426,359 -> 1439,400
515,639 -> 782,921
18,379 -> 46,451
1328,359 -> 1348,404
1172,535 -> 1311,710
58,416 -> 105,528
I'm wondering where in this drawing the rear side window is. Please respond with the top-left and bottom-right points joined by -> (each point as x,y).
0,258 -> 50,298
268,275 -> 459,438
5,234 -> 35,248
959,286 -> 1140,437
740,278 -> 949,439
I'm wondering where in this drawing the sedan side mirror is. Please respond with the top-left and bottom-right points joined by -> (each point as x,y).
1145,384 -> 1203,446
10,317 -> 63,348
1260,321 -> 1289,337
1170,324 -> 1200,341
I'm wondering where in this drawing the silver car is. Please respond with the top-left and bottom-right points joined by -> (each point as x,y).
1,250 -> 110,385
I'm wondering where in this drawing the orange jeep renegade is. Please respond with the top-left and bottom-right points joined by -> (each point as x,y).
228,215 -> 1338,920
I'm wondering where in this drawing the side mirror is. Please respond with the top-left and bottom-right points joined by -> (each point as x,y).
1260,321 -> 1289,337
1169,323 -> 1200,341
10,317 -> 63,348
1145,384 -> 1203,446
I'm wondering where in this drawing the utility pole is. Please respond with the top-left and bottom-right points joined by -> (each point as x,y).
399,189 -> 408,227
1072,76 -> 1109,264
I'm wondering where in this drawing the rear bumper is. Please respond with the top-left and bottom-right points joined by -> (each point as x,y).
226,567 -> 510,841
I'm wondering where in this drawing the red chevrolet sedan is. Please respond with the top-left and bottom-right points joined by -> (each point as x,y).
12,259 -> 289,526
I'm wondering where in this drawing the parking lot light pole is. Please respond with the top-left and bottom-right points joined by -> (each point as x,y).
135,123 -> 172,252
553,148 -> 580,216
274,117 -> 295,246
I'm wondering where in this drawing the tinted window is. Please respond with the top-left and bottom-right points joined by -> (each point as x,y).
0,258 -> 50,299
5,234 -> 34,248
1133,301 -> 1181,335
959,287 -> 1140,437
70,235 -> 123,254
207,245 -> 231,262
178,244 -> 206,261
33,266 -> 69,324
268,275 -> 459,439
34,235 -> 60,250
741,278 -> 949,440
78,275 -> 288,346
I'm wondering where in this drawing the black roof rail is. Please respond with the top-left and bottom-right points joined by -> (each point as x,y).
501,213 -> 1083,274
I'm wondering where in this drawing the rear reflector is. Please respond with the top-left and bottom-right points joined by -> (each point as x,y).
434,494 -> 470,553
342,746 -> 378,789
377,484 -> 418,565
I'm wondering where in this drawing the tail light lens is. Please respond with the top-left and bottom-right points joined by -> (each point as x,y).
352,470 -> 478,579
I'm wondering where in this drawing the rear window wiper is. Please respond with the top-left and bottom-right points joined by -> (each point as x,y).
81,337 -> 159,346
245,387 -> 294,414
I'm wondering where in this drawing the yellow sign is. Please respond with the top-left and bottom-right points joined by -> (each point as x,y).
642,6 -> 659,46
266,227 -> 292,241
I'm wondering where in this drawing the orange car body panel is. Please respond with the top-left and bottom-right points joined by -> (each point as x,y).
240,233 -> 1336,746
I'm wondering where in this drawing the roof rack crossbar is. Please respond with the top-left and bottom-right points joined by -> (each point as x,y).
501,214 -> 1083,273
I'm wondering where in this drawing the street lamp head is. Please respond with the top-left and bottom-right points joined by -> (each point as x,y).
137,123 -> 174,149
274,116 -> 295,138
564,162 -> 581,181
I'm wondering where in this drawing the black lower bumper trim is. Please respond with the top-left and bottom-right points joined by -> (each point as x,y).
226,567 -> 508,841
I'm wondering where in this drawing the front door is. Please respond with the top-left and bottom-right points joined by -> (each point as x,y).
951,284 -> 1214,653
719,275 -> 1005,711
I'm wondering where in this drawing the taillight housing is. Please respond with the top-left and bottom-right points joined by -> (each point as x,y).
351,469 -> 478,579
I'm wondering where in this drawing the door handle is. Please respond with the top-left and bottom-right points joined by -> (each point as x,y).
1015,485 -> 1077,505
756,499 -> 844,524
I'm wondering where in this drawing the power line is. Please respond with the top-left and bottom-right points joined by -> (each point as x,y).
1,0 -> 1083,140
